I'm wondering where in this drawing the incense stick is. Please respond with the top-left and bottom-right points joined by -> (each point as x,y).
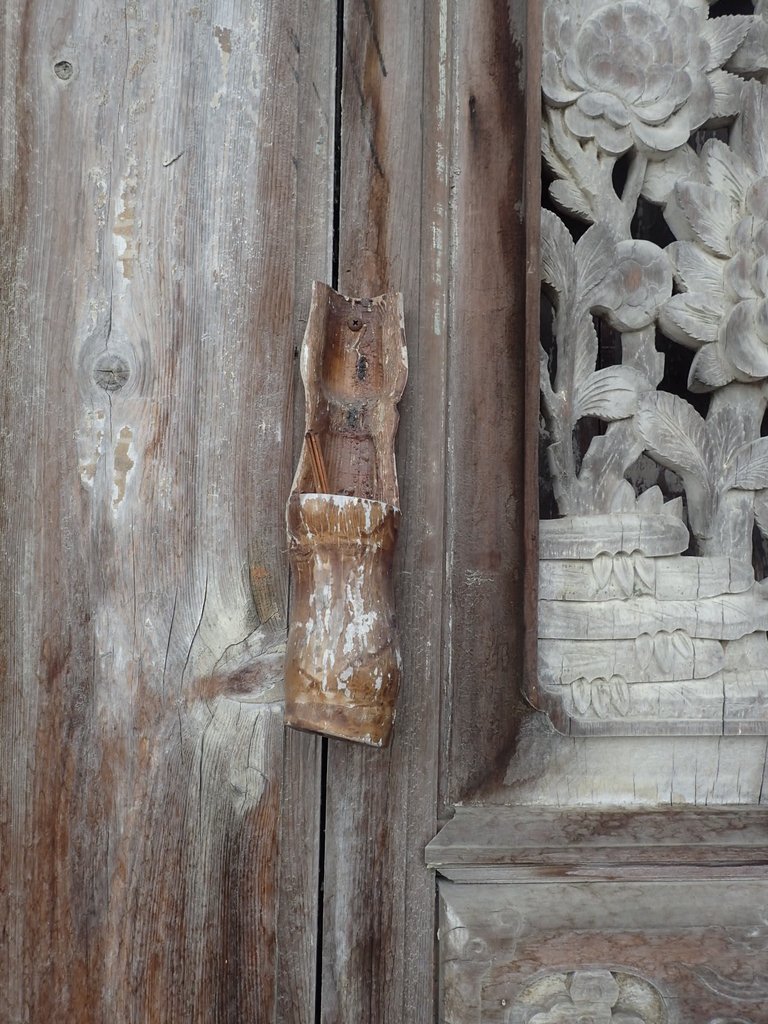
306,431 -> 330,493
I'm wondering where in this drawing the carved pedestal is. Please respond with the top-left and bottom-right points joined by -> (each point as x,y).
428,807 -> 768,1023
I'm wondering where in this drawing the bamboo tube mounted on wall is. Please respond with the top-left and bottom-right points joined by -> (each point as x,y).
285,282 -> 408,747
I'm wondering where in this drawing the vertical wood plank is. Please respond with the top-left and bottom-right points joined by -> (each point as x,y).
440,0 -> 535,806
277,0 -> 336,1019
321,0 -> 448,1019
1,2 -> 332,1021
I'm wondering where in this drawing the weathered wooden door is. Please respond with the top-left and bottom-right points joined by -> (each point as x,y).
2,0 -> 531,1020
11,0 -> 763,1021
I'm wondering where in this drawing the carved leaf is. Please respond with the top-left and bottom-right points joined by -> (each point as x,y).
634,555 -> 656,593
733,79 -> 768,178
643,145 -> 701,205
541,209 -> 577,298
665,496 -> 685,520
592,552 -> 613,590
549,179 -> 592,221
710,69 -> 746,122
659,292 -> 722,347
701,139 -> 752,211
573,422 -> 646,515
613,553 -> 635,597
576,224 -> 620,302
688,343 -> 735,393
654,632 -> 674,673
636,392 -> 710,484
573,366 -> 643,422
726,437 -> 768,491
591,679 -> 612,718
572,678 -> 592,715
702,16 -> 752,72
667,239 -> 725,297
542,137 -> 572,193
610,480 -> 637,513
610,676 -> 631,716
541,211 -> 601,406
729,16 -> 768,75
636,486 -> 664,514
636,633 -> 654,670
754,491 -> 768,538
671,630 -> 695,661
675,181 -> 735,258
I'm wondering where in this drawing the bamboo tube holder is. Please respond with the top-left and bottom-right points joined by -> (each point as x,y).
285,282 -> 408,746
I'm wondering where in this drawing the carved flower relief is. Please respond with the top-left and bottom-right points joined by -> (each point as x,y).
528,971 -> 645,1024
542,0 -> 748,155
658,83 -> 768,390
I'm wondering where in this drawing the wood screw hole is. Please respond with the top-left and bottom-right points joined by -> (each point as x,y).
53,60 -> 74,80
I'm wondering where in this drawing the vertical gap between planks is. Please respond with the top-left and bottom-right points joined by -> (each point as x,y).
437,0 -> 457,822
524,0 -> 543,707
314,1 -> 345,1021
330,0 -> 345,293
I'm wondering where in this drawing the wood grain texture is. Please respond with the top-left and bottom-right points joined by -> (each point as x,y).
320,0 -> 536,1018
0,1 -> 333,1020
440,0 -> 533,805
427,805 -> 768,881
320,0 -> 444,1020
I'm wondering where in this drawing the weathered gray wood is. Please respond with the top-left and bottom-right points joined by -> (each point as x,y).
539,515 -> 689,559
439,879 -> 768,1023
427,805 -> 768,881
1,2 -> 332,1020
540,555 -> 754,602
500,719 -> 768,805
276,1 -> 336,1017
540,591 -> 768,641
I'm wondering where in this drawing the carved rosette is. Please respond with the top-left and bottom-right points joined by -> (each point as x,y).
510,970 -> 667,1024
537,0 -> 768,735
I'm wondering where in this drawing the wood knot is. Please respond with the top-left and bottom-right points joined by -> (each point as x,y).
93,354 -> 130,392
53,60 -> 74,81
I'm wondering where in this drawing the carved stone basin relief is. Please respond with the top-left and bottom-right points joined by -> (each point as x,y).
536,0 -> 768,736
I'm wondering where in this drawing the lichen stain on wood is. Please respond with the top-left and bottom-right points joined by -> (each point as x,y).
286,282 -> 407,746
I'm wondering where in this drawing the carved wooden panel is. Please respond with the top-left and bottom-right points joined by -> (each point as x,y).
439,879 -> 768,1023
535,0 -> 768,736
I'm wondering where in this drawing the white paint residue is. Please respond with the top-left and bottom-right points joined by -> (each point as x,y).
210,25 -> 232,109
113,166 -> 138,281
112,425 -> 136,512
77,409 -> 106,489
343,564 -> 378,657
337,665 -> 353,694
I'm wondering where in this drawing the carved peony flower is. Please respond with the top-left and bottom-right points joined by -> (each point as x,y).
590,241 -> 672,330
543,0 -> 748,155
659,82 -> 768,390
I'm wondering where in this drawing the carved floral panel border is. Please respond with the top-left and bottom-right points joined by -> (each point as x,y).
535,0 -> 768,735
439,880 -> 768,1023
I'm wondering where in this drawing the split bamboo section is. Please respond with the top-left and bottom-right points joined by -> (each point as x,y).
285,282 -> 408,746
